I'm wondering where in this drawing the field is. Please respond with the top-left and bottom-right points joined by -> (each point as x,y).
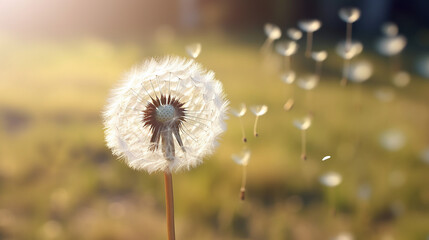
0,32 -> 429,240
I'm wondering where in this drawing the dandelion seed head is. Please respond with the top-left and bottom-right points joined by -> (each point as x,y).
232,150 -> 251,166
376,35 -> 407,56
336,40 -> 363,59
320,171 -> 342,187
297,74 -> 319,90
185,42 -> 202,58
348,60 -> 373,83
339,7 -> 361,23
298,19 -> 322,32
392,71 -> 410,88
287,28 -> 303,40
264,23 -> 282,40
381,22 -> 399,37
293,116 -> 312,130
250,105 -> 268,116
103,56 -> 229,173
281,71 -> 296,84
311,50 -> 328,62
230,103 -> 247,117
275,40 -> 298,56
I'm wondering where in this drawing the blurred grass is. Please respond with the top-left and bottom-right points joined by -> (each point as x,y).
0,32 -> 429,240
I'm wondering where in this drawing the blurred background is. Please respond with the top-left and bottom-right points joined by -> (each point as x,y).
1,0 -> 429,239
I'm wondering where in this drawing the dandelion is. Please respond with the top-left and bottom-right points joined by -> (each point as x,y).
280,71 -> 296,111
320,171 -> 342,215
232,150 -> 251,200
338,7 -> 361,51
250,105 -> 268,137
275,40 -> 298,72
230,103 -> 248,143
376,35 -> 407,57
381,22 -> 399,37
297,74 -> 319,90
103,56 -> 228,240
298,19 -> 321,57
185,42 -> 202,59
287,28 -> 303,41
293,116 -> 312,160
311,50 -> 328,79
262,23 -> 282,53
336,40 -> 363,86
392,71 -> 410,88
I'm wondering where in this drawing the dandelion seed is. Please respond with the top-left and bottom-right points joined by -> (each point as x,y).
232,150 -> 251,200
336,41 -> 363,86
283,98 -> 295,111
339,7 -> 361,52
311,50 -> 328,79
103,56 -> 228,240
262,23 -> 282,53
281,71 -> 296,84
380,129 -> 405,151
348,60 -> 373,83
322,156 -> 331,161
250,105 -> 268,137
376,35 -> 407,57
320,171 -> 342,187
275,40 -> 298,72
381,22 -> 399,37
392,71 -> 410,88
298,19 -> 321,57
185,42 -> 202,59
287,28 -> 303,40
297,74 -> 319,90
294,116 -> 312,160
231,103 -> 248,143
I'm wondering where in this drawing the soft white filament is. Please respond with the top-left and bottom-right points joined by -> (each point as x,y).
103,56 -> 229,173
320,172 -> 342,187
232,150 -> 251,166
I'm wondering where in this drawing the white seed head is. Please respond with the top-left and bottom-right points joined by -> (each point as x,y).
376,35 -> 407,56
232,150 -> 251,166
322,156 -> 331,161
103,56 -> 229,173
287,28 -> 303,40
320,171 -> 342,187
380,129 -> 405,151
250,105 -> 268,116
336,40 -> 363,59
348,60 -> 373,83
311,50 -> 328,62
230,103 -> 247,117
392,71 -> 410,88
381,22 -> 399,37
298,19 -> 321,32
264,23 -> 282,40
185,42 -> 202,58
297,74 -> 319,90
339,7 -> 361,23
293,116 -> 312,130
275,40 -> 298,56
281,71 -> 296,84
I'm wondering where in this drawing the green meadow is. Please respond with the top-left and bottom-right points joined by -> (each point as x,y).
1,33 -> 428,239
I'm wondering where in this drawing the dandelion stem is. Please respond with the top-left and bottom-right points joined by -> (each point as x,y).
261,39 -> 273,54
239,117 -> 247,143
164,171 -> 176,240
346,22 -> 352,52
301,130 -> 307,160
305,32 -> 313,58
340,58 -> 350,86
253,116 -> 260,137
240,165 -> 247,200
